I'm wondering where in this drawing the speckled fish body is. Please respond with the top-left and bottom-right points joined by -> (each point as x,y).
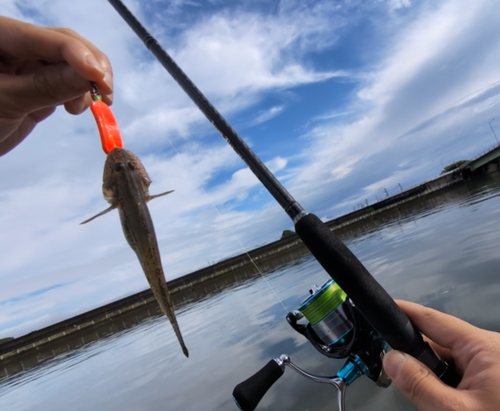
83,148 -> 188,357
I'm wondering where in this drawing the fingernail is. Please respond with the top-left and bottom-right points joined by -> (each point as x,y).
86,54 -> 104,74
383,350 -> 406,378
103,72 -> 113,92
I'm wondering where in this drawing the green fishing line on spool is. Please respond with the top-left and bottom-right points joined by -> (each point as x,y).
299,280 -> 347,325
298,280 -> 352,346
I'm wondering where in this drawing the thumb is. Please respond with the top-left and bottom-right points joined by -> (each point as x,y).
383,350 -> 462,411
0,63 -> 91,116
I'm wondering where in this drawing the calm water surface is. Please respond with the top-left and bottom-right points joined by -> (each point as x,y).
2,174 -> 500,411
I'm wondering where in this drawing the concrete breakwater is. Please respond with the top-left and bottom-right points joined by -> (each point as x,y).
2,149 -> 499,377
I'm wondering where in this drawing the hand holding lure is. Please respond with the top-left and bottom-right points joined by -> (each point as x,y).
83,86 -> 189,357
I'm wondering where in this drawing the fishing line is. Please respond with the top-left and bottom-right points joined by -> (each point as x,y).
160,135 -> 290,313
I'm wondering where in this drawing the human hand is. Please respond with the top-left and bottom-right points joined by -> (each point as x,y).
383,300 -> 500,411
0,16 -> 113,156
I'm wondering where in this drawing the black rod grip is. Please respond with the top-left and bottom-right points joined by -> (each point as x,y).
439,362 -> 462,387
233,360 -> 284,411
295,213 -> 460,386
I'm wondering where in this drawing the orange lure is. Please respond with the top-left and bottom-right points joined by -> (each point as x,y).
90,85 -> 123,154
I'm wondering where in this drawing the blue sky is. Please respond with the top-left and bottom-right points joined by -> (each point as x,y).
1,0 -> 500,338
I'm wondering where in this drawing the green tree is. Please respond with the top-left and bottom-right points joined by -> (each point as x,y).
441,160 -> 468,174
281,229 -> 295,239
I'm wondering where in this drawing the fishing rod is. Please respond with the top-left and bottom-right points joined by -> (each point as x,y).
108,0 -> 461,409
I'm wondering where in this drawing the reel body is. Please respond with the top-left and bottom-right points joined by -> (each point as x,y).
233,279 -> 391,411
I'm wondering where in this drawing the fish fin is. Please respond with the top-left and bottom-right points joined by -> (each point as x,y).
80,205 -> 116,225
146,189 -> 174,202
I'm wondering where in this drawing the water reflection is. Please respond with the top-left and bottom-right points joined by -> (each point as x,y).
2,173 -> 500,411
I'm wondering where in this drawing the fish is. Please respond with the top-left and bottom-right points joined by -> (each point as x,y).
82,147 -> 189,357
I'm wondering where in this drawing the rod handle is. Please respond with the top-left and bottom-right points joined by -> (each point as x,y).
232,359 -> 284,411
439,363 -> 462,387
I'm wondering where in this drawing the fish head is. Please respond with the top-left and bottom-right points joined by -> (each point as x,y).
102,148 -> 152,202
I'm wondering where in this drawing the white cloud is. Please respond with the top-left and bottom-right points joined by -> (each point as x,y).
112,1 -> 349,152
387,0 -> 412,11
250,106 -> 285,126
286,0 -> 500,217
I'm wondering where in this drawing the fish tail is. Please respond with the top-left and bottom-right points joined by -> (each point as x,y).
152,278 -> 189,357
162,301 -> 190,357
172,322 -> 189,358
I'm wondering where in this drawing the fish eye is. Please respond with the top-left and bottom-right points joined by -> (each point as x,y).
114,163 -> 124,172
127,161 -> 135,170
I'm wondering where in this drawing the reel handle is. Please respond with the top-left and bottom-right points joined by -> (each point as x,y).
232,359 -> 284,411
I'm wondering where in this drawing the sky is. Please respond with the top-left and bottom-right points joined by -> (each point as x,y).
1,0 -> 500,338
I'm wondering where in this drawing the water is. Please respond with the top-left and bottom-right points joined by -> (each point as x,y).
2,173 -> 500,411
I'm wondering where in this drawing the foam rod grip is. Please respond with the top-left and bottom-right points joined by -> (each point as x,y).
232,359 -> 284,411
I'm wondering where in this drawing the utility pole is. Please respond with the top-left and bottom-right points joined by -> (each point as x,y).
489,118 -> 499,145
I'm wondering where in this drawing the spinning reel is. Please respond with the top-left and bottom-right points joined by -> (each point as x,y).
232,279 -> 391,411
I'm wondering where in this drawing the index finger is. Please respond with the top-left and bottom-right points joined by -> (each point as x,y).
49,27 -> 113,101
0,16 -> 109,92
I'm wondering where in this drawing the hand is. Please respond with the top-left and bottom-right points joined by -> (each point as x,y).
383,300 -> 500,411
0,16 -> 113,156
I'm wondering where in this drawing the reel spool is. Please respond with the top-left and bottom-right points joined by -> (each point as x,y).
298,280 -> 353,347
